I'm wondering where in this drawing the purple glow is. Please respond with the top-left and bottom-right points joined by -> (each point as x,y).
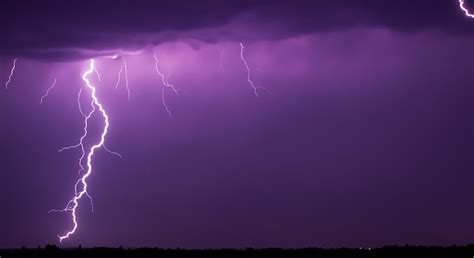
1,0 -> 473,248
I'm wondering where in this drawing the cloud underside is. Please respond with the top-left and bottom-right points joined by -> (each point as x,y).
1,0 -> 473,61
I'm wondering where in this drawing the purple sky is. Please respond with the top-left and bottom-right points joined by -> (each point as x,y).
0,0 -> 473,249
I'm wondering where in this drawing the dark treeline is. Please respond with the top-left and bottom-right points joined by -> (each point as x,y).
0,244 -> 473,258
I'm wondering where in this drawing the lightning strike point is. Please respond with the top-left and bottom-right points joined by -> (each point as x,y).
5,58 -> 18,90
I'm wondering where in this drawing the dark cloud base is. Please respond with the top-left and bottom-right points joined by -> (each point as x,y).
1,0 -> 474,61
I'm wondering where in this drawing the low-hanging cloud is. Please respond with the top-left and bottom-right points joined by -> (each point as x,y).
1,0 -> 473,61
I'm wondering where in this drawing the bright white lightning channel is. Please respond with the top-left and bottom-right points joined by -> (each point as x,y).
459,0 -> 474,18
50,59 -> 119,242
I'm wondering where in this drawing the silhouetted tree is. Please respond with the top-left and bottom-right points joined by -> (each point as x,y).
44,244 -> 59,251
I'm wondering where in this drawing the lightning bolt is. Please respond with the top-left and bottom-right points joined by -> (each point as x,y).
459,0 -> 474,18
102,54 -> 119,59
122,57 -> 131,101
108,52 -> 146,100
94,66 -> 102,82
32,45 -> 264,242
4,58 -> 18,90
239,43 -> 262,97
40,78 -> 57,104
153,51 -> 179,117
58,83 -> 120,175
50,59 -> 114,242
113,56 -> 130,101
115,65 -> 124,89
57,88 -> 94,175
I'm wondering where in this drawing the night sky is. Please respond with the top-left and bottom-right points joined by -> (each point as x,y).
0,0 -> 473,249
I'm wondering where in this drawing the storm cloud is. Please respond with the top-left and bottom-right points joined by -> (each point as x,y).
1,0 -> 474,60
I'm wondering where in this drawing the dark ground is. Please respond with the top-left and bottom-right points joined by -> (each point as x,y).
1,245 -> 473,258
